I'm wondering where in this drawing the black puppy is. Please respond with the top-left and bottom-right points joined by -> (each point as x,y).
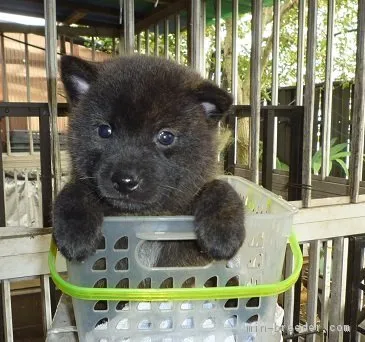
53,54 -> 245,267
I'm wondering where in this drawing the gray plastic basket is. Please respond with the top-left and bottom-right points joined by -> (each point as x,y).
64,176 -> 298,342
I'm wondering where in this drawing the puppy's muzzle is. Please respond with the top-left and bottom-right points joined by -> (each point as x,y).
111,172 -> 140,193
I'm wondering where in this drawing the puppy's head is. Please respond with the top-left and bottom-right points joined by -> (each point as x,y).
61,55 -> 232,213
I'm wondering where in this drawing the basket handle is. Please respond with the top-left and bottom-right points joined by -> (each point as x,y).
48,233 -> 303,301
136,232 -> 196,240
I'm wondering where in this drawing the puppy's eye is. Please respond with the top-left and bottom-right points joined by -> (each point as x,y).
157,130 -> 175,146
98,124 -> 112,138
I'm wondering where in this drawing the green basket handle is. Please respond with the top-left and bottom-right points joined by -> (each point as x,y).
48,233 -> 303,301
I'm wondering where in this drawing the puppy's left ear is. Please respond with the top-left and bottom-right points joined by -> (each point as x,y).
193,81 -> 233,121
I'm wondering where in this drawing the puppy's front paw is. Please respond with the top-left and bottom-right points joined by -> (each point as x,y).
52,183 -> 104,261
53,213 -> 103,262
193,180 -> 245,260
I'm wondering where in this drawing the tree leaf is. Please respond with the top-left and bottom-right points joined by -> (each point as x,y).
331,151 -> 351,160
330,143 -> 348,155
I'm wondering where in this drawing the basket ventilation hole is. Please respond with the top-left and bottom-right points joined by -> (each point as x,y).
115,258 -> 128,271
116,278 -> 129,288
246,314 -> 259,324
160,277 -> 173,288
203,301 -> 215,310
116,301 -> 129,311
99,339 -> 108,342
92,258 -> 106,271
224,315 -> 237,328
181,277 -> 195,288
138,319 -> 152,330
115,278 -> 129,311
202,317 -> 215,329
95,318 -> 108,330
181,302 -> 193,310
137,302 -> 151,311
163,339 -> 173,342
183,338 -> 195,342
138,278 -> 151,288
93,278 -> 107,288
246,297 -> 260,308
248,254 -> 263,268
226,276 -> 239,287
116,319 -> 129,330
224,276 -> 239,307
159,302 -> 173,311
181,317 -> 194,329
160,318 -> 173,330
204,276 -> 218,288
96,236 -> 106,250
94,300 -> 107,311
141,338 -> 152,342
224,298 -> 238,308
114,236 -> 128,250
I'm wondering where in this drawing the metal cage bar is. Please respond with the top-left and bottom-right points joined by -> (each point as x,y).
124,0 -> 135,55
296,0 -> 306,106
250,0 -> 262,184
306,240 -> 320,342
330,237 -> 348,341
349,0 -> 365,203
44,0 -> 61,196
189,0 -> 203,73
302,0 -> 318,207
321,0 -> 335,179
271,0 -> 280,170
232,0 -> 239,103
214,0 -> 221,86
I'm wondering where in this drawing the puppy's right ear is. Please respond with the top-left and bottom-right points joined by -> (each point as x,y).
60,55 -> 99,105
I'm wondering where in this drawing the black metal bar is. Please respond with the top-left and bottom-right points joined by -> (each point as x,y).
262,109 -> 274,190
0,121 -> 5,228
39,110 -> 58,315
288,112 -> 303,201
0,117 -> 4,342
0,103 -> 68,118
344,235 -> 365,341
357,326 -> 365,336
39,111 -> 53,228
234,105 -> 304,117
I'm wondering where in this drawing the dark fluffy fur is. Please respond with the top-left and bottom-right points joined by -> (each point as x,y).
53,54 -> 245,267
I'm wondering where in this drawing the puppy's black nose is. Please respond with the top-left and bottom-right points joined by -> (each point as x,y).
112,173 -> 140,193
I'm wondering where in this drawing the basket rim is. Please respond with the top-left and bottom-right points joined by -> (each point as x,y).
48,233 -> 302,302
218,175 -> 299,215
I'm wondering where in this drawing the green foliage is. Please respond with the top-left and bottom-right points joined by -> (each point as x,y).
312,138 -> 351,176
83,37 -> 116,54
258,141 -> 290,172
276,158 -> 289,172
